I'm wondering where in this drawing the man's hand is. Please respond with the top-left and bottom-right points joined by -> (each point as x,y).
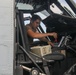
52,32 -> 57,39
47,41 -> 54,47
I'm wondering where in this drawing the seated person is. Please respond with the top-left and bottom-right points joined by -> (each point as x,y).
25,15 -> 57,47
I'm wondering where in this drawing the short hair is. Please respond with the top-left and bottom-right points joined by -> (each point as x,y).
31,15 -> 42,22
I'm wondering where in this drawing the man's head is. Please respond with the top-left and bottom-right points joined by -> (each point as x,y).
30,15 -> 42,28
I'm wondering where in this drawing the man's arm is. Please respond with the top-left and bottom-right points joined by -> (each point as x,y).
27,29 -> 57,39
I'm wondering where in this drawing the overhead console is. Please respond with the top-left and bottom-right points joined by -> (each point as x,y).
43,13 -> 76,35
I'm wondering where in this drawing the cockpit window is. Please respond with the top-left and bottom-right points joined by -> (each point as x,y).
58,0 -> 75,16
50,3 -> 63,14
23,13 -> 32,18
73,0 -> 76,3
23,13 -> 31,25
34,10 -> 50,20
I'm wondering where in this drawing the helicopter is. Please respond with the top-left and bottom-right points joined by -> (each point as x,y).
15,0 -> 76,75
0,0 -> 76,75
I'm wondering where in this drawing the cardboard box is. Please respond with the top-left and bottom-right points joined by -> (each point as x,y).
31,45 -> 52,56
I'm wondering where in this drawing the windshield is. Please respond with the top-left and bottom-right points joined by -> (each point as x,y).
58,0 -> 76,16
50,0 -> 76,17
73,0 -> 76,3
50,3 -> 63,14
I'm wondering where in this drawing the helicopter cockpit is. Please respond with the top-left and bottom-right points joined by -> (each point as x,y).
15,0 -> 76,75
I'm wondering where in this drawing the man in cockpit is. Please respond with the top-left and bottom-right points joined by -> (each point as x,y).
25,15 -> 57,47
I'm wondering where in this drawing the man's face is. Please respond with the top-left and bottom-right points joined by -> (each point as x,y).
32,19 -> 40,29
